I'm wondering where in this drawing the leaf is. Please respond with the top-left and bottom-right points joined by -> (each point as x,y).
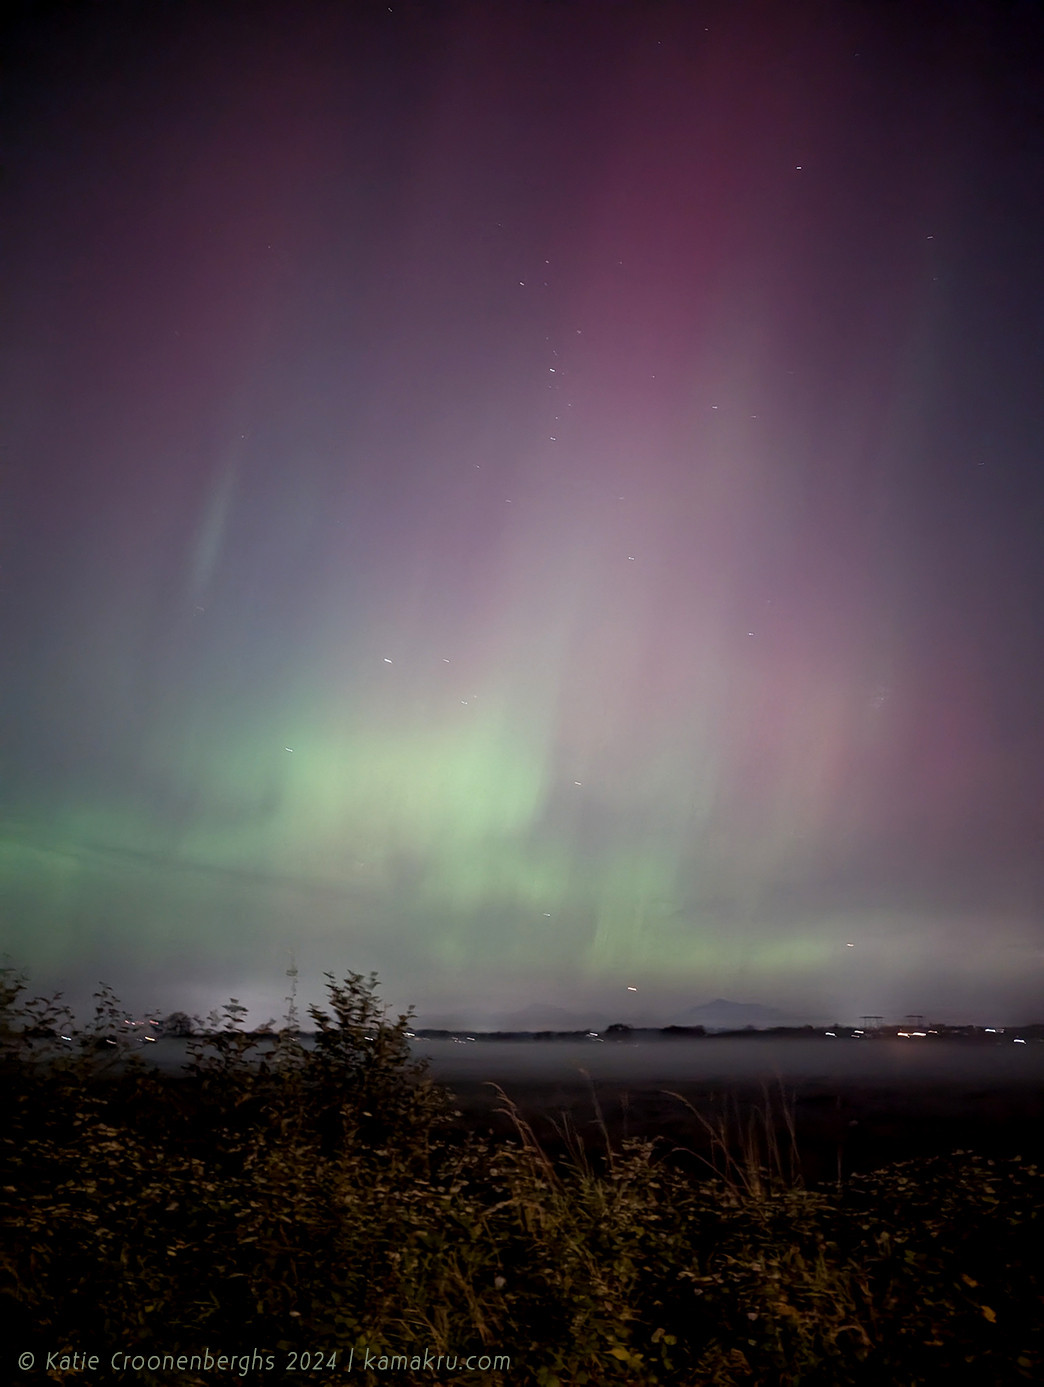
608,1346 -> 641,1365
981,1305 -> 996,1323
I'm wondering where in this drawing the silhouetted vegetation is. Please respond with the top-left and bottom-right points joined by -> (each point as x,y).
2,964 -> 1042,1385
603,1022 -> 634,1041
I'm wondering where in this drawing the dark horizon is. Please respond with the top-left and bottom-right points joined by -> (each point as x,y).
8,965 -> 1042,1037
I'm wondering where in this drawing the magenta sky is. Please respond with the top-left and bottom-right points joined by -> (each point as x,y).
3,1 -> 1043,1027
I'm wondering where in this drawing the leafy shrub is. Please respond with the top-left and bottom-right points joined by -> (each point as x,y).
1,964 -> 1041,1385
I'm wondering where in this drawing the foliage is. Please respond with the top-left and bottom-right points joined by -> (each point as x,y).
161,1010 -> 195,1037
1,963 -> 1042,1386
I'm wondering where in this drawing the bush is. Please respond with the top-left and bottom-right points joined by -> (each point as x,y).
1,964 -> 1042,1385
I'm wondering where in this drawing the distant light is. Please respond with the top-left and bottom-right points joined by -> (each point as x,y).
846,942 -> 854,948
626,986 -> 638,992
383,658 -> 393,663
1014,1038 -> 1026,1044
985,1028 -> 997,1033
825,1032 -> 836,1038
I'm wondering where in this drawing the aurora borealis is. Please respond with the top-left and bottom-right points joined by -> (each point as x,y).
3,1 -> 1043,1027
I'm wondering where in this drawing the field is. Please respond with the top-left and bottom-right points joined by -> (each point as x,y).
3,970 -> 1042,1385
444,1068 -> 1044,1184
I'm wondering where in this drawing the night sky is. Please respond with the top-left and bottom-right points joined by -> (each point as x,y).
3,0 -> 1043,1028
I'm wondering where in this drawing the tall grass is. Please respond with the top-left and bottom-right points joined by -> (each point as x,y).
2,964 -> 1041,1385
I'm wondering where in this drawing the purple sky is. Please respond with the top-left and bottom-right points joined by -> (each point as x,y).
3,0 -> 1043,1028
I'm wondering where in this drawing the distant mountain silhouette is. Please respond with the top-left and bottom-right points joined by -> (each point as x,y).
415,1002 -> 602,1031
496,1003 -> 602,1031
673,998 -> 798,1029
418,996 -> 816,1033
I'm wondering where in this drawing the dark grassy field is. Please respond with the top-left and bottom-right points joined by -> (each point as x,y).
3,970 -> 1042,1386
443,1072 -> 1044,1184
